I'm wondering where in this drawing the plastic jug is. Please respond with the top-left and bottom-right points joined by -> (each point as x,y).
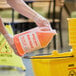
13,27 -> 56,56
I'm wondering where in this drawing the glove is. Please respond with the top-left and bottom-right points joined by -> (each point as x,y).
4,34 -> 19,56
34,15 -> 53,31
0,18 -> 19,56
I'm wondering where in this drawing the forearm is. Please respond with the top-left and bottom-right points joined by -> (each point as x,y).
7,0 -> 52,28
7,0 -> 41,21
0,18 -> 8,35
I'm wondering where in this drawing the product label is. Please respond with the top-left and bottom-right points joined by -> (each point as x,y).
19,32 -> 41,52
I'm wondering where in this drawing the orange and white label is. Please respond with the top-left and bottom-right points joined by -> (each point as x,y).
19,32 -> 41,53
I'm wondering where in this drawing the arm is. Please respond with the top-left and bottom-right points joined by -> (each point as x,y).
7,0 -> 52,29
0,18 -> 18,55
7,0 -> 39,21
0,18 -> 8,35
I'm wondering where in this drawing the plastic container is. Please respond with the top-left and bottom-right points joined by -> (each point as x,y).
13,27 -> 56,56
31,50 -> 75,76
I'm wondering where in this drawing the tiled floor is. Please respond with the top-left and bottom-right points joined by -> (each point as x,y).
0,70 -> 26,76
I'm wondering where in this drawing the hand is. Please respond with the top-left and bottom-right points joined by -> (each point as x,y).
34,15 -> 52,31
0,18 -> 19,56
4,34 -> 19,56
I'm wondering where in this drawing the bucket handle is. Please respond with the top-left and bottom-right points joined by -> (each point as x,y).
23,55 -> 74,59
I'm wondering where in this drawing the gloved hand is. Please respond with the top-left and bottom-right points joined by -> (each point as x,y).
34,15 -> 53,31
4,34 -> 19,55
4,34 -> 18,55
0,18 -> 18,56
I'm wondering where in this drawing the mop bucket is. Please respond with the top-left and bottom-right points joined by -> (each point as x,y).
13,27 -> 56,56
31,50 -> 76,76
30,18 -> 76,76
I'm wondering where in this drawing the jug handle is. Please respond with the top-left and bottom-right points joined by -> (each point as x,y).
38,24 -> 56,32
39,26 -> 57,34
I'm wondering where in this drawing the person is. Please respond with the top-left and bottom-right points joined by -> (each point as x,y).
0,0 -> 53,56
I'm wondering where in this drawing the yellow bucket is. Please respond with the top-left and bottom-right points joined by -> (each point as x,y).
30,18 -> 76,76
31,50 -> 76,76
